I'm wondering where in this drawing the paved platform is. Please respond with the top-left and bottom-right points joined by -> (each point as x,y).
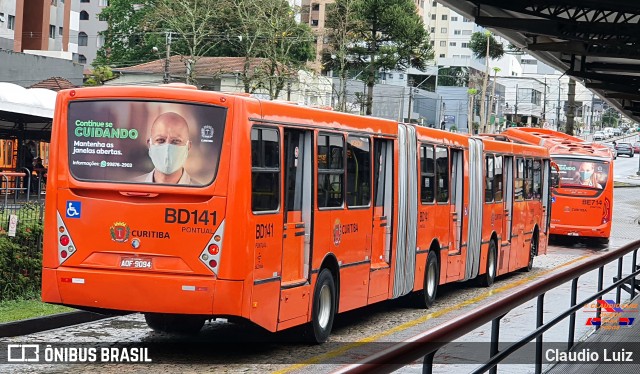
546,294 -> 640,373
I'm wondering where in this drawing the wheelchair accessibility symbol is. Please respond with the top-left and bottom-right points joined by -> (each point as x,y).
66,201 -> 82,218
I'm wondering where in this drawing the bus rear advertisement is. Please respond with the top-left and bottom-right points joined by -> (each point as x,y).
43,85 -> 552,343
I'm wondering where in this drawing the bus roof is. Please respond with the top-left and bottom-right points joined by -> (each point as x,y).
500,127 -> 613,159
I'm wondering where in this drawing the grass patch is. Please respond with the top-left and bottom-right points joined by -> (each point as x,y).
0,298 -> 74,323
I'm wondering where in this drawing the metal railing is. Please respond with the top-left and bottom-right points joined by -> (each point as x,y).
333,239 -> 640,374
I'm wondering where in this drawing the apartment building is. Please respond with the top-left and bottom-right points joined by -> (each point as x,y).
0,0 -> 80,61
76,0 -> 108,66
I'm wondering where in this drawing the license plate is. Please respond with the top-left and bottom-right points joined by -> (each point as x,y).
120,257 -> 152,269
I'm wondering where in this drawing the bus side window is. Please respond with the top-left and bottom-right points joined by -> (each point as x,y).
515,158 -> 524,201
251,128 -> 280,212
318,133 -> 344,208
524,158 -> 534,200
485,154 -> 494,203
435,146 -> 449,203
346,136 -> 371,207
420,145 -> 435,203
533,159 -> 542,200
494,155 -> 503,202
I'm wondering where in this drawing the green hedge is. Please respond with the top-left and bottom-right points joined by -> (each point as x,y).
0,205 -> 44,302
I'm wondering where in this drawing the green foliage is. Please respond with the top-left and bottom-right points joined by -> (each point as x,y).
469,32 -> 504,60
0,204 -> 44,302
84,66 -> 116,86
95,0 -> 165,68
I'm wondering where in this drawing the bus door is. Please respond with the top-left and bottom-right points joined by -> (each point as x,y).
503,156 -> 515,269
279,128 -> 313,323
369,138 -> 393,300
449,149 -> 464,258
492,155 -> 507,273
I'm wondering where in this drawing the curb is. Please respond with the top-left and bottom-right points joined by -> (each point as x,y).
0,311 -> 112,338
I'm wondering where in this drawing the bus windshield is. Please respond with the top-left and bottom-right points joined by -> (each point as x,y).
554,158 -> 610,190
67,100 -> 226,186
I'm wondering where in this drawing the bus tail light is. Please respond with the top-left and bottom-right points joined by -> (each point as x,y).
57,212 -> 77,265
200,220 -> 225,275
602,197 -> 611,224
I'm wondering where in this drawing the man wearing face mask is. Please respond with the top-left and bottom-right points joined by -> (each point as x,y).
133,112 -> 199,185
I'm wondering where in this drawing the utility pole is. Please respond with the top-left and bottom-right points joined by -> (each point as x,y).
556,79 -> 561,131
566,78 -> 576,135
163,31 -> 172,84
407,78 -> 414,123
590,93 -> 595,133
542,77 -> 547,124
479,31 -> 491,132
514,84 -> 519,125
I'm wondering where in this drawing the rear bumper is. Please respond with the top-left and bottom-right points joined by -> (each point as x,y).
41,267 -> 243,316
550,223 -> 610,238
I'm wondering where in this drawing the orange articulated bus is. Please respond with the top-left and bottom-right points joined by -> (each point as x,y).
42,85 -> 551,342
501,127 -> 614,243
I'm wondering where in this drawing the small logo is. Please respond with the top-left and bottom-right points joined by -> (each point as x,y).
585,299 -> 637,328
7,344 -> 40,362
131,238 -> 141,249
201,125 -> 215,139
110,222 -> 130,243
333,219 -> 342,246
100,160 -> 107,167
66,201 -> 81,218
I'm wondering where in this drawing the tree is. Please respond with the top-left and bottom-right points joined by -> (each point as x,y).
251,1 -> 314,99
353,0 -> 433,115
222,0 -> 270,94
323,0 -> 361,112
147,0 -> 229,85
95,0 -> 163,68
469,31 -> 504,132
84,66 -> 116,86
469,32 -> 505,60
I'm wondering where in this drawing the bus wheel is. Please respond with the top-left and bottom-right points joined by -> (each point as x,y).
307,269 -> 336,344
526,233 -> 538,272
144,313 -> 205,335
416,250 -> 439,308
478,240 -> 497,287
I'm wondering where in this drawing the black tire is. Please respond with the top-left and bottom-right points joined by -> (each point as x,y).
415,250 -> 439,309
307,268 -> 336,344
144,313 -> 206,335
525,232 -> 538,272
478,240 -> 497,287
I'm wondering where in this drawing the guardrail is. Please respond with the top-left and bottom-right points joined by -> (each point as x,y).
333,239 -> 640,374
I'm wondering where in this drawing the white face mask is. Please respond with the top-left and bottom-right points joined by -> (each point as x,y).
148,142 -> 189,175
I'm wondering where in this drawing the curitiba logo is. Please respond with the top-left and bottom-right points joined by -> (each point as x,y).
333,219 -> 342,246
110,222 -> 130,243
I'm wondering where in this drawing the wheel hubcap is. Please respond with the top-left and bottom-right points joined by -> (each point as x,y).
318,284 -> 331,329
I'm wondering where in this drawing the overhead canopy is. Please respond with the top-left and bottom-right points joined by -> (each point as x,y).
0,82 -> 56,141
439,0 -> 640,123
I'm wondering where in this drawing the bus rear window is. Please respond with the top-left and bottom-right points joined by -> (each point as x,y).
555,158 -> 609,190
67,100 -> 226,186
